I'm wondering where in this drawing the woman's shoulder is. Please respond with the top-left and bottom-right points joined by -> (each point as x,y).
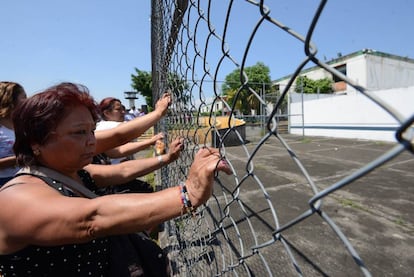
0,174 -> 77,198
0,174 -> 44,191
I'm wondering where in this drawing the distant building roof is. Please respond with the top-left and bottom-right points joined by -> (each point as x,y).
274,49 -> 414,82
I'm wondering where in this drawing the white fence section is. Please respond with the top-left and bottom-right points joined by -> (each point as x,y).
289,86 -> 414,142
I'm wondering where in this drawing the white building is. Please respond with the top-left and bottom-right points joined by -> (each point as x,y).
274,49 -> 414,93
274,49 -> 414,142
199,96 -> 230,115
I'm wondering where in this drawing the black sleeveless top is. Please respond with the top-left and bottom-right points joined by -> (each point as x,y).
0,170 -> 111,277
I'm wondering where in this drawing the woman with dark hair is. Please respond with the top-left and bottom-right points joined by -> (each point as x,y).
0,82 -> 27,186
98,97 -> 125,122
95,96 -> 165,166
0,82 -> 230,276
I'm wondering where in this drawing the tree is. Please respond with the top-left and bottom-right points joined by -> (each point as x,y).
131,68 -> 189,111
167,72 -> 190,108
295,76 -> 333,94
131,68 -> 153,109
222,62 -> 272,115
225,88 -> 243,113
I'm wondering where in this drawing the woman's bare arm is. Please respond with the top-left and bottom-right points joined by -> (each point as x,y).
0,179 -> 182,253
84,138 -> 183,186
0,156 -> 17,169
0,147 -> 230,254
94,93 -> 170,155
104,133 -> 164,159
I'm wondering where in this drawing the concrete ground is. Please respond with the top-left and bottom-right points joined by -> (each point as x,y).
161,128 -> 414,276
216,131 -> 414,276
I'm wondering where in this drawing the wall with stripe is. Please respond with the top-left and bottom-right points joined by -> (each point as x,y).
289,86 -> 414,142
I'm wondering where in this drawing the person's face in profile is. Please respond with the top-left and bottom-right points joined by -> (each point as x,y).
36,105 -> 97,172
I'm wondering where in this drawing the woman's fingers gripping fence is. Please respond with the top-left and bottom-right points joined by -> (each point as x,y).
186,147 -> 232,207
168,137 -> 185,161
155,92 -> 172,116
200,146 -> 232,175
162,91 -> 172,106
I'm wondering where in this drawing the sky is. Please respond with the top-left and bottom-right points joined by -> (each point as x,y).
1,0 -> 413,108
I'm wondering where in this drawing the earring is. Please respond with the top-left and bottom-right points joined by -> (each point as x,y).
33,149 -> 40,156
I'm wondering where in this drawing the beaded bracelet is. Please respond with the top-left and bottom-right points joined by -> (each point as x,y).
179,182 -> 197,216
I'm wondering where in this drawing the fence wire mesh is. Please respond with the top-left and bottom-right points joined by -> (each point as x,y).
150,1 -> 414,276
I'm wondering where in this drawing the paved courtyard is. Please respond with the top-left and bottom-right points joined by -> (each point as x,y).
222,132 -> 414,276
160,128 -> 414,276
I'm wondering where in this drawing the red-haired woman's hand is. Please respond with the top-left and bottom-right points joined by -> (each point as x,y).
185,147 -> 231,207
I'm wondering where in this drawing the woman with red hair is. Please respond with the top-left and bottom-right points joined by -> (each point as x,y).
0,82 -> 230,276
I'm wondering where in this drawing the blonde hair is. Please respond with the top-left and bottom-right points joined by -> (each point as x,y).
0,81 -> 25,118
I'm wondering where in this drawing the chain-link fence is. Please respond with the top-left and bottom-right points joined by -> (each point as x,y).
150,1 -> 414,276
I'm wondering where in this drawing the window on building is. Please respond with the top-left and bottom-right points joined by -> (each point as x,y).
333,64 -> 346,82
333,64 -> 347,91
